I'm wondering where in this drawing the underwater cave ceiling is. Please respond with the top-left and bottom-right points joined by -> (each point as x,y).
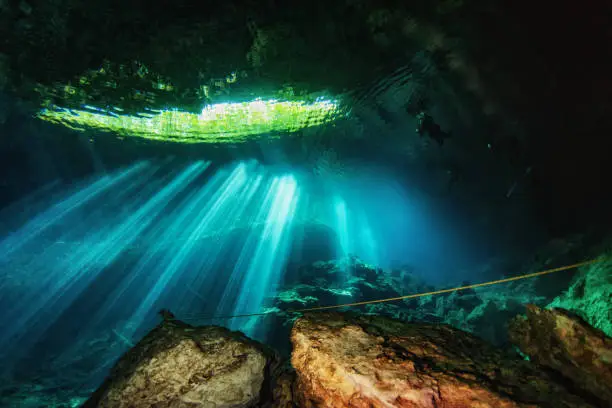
2,0 -> 425,94
0,0 -> 525,144
1,0 -> 611,233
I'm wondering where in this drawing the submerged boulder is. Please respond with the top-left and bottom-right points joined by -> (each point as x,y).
509,304 -> 612,405
290,312 -> 598,407
547,255 -> 612,337
84,319 -> 276,408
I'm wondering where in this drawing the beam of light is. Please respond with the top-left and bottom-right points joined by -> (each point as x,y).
0,162 -> 209,365
28,162 -> 303,379
0,162 -> 164,305
331,195 -> 353,282
0,155 -> 487,408
3,158 -> 451,372
0,180 -> 62,219
224,175 -> 298,336
90,163 -> 300,343
36,98 -> 342,143
149,163 -> 253,300
49,163 -> 233,366
333,196 -> 350,256
84,168 -> 230,333
0,162 -> 163,297
214,177 -> 278,318
356,210 -> 379,267
0,162 -> 148,258
172,171 -> 265,315
3,156 -> 474,407
118,162 -> 254,339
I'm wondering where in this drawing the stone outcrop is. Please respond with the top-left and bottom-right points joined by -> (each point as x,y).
509,304 -> 612,406
290,312 -> 598,407
83,319 -> 276,408
547,255 -> 612,337
273,257 -> 550,347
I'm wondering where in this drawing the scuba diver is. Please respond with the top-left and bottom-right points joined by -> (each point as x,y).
405,96 -> 451,146
415,111 -> 451,146
446,163 -> 462,192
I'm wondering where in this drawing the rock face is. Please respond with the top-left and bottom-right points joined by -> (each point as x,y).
548,255 -> 612,337
84,319 -> 275,408
291,312 -> 598,408
273,257 -> 551,348
509,304 -> 612,406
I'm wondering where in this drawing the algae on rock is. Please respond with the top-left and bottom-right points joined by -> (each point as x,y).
548,253 -> 612,337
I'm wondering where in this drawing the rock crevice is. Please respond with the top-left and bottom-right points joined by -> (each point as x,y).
290,312 -> 602,407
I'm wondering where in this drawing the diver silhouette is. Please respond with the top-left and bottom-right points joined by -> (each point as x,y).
416,112 -> 451,146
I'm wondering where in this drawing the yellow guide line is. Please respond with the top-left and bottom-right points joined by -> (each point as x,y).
177,258 -> 602,322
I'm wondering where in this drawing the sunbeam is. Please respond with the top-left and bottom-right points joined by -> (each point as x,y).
0,161 -> 210,370
228,175 -> 299,336
0,158 -> 479,389
0,162 -> 148,257
3,4 -> 609,405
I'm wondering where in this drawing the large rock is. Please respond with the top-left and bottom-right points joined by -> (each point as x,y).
509,304 -> 612,405
84,318 -> 276,408
291,312 -> 598,407
547,255 -> 612,337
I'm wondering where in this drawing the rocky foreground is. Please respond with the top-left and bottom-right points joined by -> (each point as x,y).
83,304 -> 610,408
83,321 -> 279,408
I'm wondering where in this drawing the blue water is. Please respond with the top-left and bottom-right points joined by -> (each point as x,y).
0,157 -> 493,400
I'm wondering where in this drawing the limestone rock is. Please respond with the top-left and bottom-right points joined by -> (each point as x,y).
84,319 -> 274,408
273,257 -> 549,348
509,304 -> 612,405
291,312 -> 597,407
548,255 -> 612,337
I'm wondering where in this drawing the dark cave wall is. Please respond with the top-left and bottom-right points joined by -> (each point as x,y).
0,0 -> 611,237
507,2 -> 612,235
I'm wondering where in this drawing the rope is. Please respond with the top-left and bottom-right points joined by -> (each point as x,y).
176,258 -> 602,322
